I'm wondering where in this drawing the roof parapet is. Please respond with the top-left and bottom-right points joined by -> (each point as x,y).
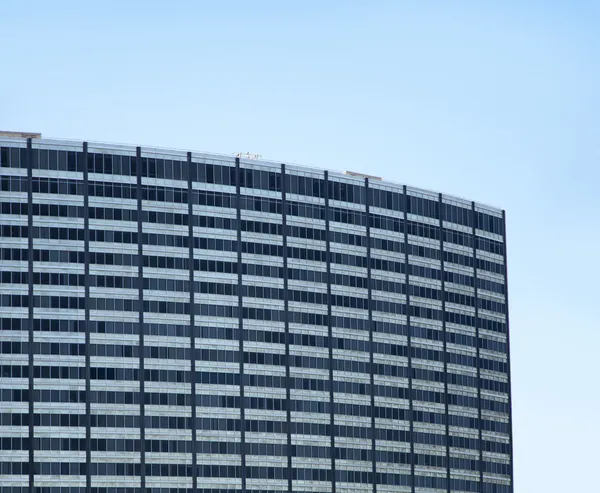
0,130 -> 42,139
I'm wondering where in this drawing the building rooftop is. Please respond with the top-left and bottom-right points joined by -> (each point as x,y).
0,133 -> 503,214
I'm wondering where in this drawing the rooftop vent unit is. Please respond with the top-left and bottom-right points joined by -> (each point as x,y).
344,170 -> 382,181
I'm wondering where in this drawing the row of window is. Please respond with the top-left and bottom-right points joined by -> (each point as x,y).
3,224 -> 377,254
0,461 -> 510,490
3,333 -> 508,375
1,145 -> 504,230
0,489 -> 348,493
0,317 -> 508,363
0,315 -> 449,347
1,200 -> 506,274
4,340 -> 506,384
1,320 -> 508,357
0,246 -> 504,287
1,360 -> 508,397
246,327 -> 507,359
3,383 -> 510,416
0,437 -> 511,476
5,358 -> 505,389
1,364 -> 509,420
0,223 -> 408,264
0,175 -> 505,253
3,380 -> 510,419
0,265 -> 502,313
0,246 -> 404,277
2,356 -> 509,399
1,411 -> 510,435
0,262 -> 503,315
1,364 -> 506,413
2,489 -> 372,493
0,293 -> 507,335
1,487 -> 512,493
0,286 -> 504,317
1,485 -> 511,493
0,269 -> 506,302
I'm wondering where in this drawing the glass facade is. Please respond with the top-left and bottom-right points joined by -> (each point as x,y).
0,137 -> 513,493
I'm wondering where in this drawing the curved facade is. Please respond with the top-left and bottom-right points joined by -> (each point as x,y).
0,136 -> 513,493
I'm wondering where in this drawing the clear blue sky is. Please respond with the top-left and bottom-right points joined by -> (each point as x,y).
2,1 -> 599,491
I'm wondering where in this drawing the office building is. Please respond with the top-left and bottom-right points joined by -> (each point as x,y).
0,134 -> 513,493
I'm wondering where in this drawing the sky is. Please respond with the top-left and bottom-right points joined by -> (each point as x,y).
1,1 -> 600,490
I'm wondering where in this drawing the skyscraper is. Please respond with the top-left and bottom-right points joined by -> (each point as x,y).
0,135 -> 513,493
